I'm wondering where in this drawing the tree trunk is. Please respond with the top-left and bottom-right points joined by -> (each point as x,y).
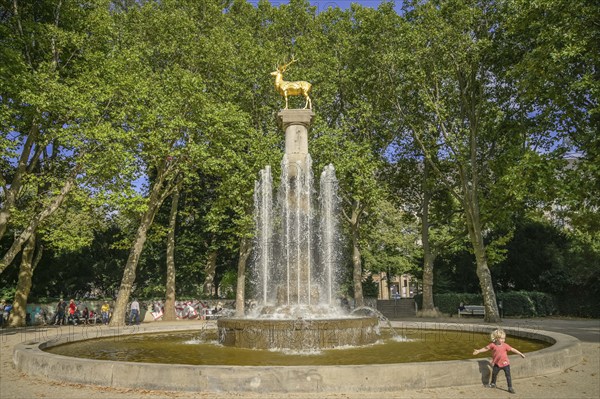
463,189 -> 500,323
463,65 -> 500,323
9,233 -> 37,327
110,174 -> 170,327
421,249 -> 437,312
350,205 -> 364,308
0,176 -> 75,274
202,250 -> 218,297
163,189 -> 180,321
421,162 -> 436,312
235,237 -> 252,317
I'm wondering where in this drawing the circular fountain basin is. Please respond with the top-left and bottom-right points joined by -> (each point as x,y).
42,327 -> 550,365
218,316 -> 379,350
13,322 -> 582,393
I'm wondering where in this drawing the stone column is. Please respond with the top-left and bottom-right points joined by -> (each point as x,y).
278,109 -> 315,176
277,109 -> 315,305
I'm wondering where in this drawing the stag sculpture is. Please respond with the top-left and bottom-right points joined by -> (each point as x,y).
270,57 -> 312,110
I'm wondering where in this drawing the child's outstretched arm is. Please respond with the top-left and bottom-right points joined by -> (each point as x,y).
510,347 -> 526,358
473,347 -> 490,355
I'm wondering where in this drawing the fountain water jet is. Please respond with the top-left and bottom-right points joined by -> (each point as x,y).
218,109 -> 378,350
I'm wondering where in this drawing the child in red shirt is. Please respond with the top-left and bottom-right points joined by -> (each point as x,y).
473,328 -> 525,394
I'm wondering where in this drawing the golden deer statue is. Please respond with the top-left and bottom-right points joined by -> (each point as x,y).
270,57 -> 312,110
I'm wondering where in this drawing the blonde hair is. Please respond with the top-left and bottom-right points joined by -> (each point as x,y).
490,329 -> 506,342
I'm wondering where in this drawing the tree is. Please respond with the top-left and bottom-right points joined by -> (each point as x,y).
362,198 -> 419,283
5,0 -> 595,323
8,233 -> 42,327
362,274 -> 379,298
386,0 -> 546,322
384,135 -> 466,312
108,0 -> 264,324
304,4 -> 401,307
499,0 -> 599,242
1,0 -> 137,273
1,1 -> 142,328
311,129 -> 386,307
107,1 -> 214,324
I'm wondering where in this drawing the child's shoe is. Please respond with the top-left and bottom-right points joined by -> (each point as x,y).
508,387 -> 516,394
488,384 -> 496,388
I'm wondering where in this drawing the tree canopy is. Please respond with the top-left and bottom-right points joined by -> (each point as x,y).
1,0 -> 598,320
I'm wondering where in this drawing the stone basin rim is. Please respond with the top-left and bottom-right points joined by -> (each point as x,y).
13,321 -> 582,393
217,315 -> 380,349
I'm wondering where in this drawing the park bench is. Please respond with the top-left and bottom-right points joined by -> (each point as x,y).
458,305 -> 485,318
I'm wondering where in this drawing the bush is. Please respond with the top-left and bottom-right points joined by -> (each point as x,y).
415,291 -> 558,317
414,292 -> 482,315
0,286 -> 16,301
557,292 -> 600,318
497,291 -> 557,317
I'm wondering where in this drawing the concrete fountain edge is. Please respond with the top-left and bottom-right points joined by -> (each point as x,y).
12,321 -> 581,393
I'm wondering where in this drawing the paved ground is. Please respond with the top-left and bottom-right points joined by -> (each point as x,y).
1,316 -> 598,399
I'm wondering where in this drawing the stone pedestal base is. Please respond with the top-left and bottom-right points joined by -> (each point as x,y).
218,316 -> 379,350
278,109 -> 314,170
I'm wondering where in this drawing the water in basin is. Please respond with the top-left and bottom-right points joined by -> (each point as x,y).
45,328 -> 550,366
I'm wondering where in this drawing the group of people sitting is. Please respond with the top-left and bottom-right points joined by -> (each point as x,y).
52,298 -> 103,326
48,298 -> 230,326
148,300 -> 225,321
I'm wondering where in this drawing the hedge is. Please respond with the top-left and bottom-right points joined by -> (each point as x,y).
557,294 -> 600,318
414,291 -> 558,317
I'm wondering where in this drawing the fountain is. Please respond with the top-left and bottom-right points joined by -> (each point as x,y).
11,75 -> 582,395
217,109 -> 379,350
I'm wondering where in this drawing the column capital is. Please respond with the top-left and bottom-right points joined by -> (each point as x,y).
277,109 -> 315,131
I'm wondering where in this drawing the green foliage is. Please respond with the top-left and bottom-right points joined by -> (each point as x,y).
414,292 -> 482,315
138,283 -> 166,299
433,248 -> 481,294
492,218 -> 600,299
1,1 -> 597,320
498,291 -> 557,317
219,270 -> 237,299
362,274 -> 379,298
0,286 -> 16,301
557,293 -> 600,318
492,219 -> 569,292
361,198 -> 420,275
